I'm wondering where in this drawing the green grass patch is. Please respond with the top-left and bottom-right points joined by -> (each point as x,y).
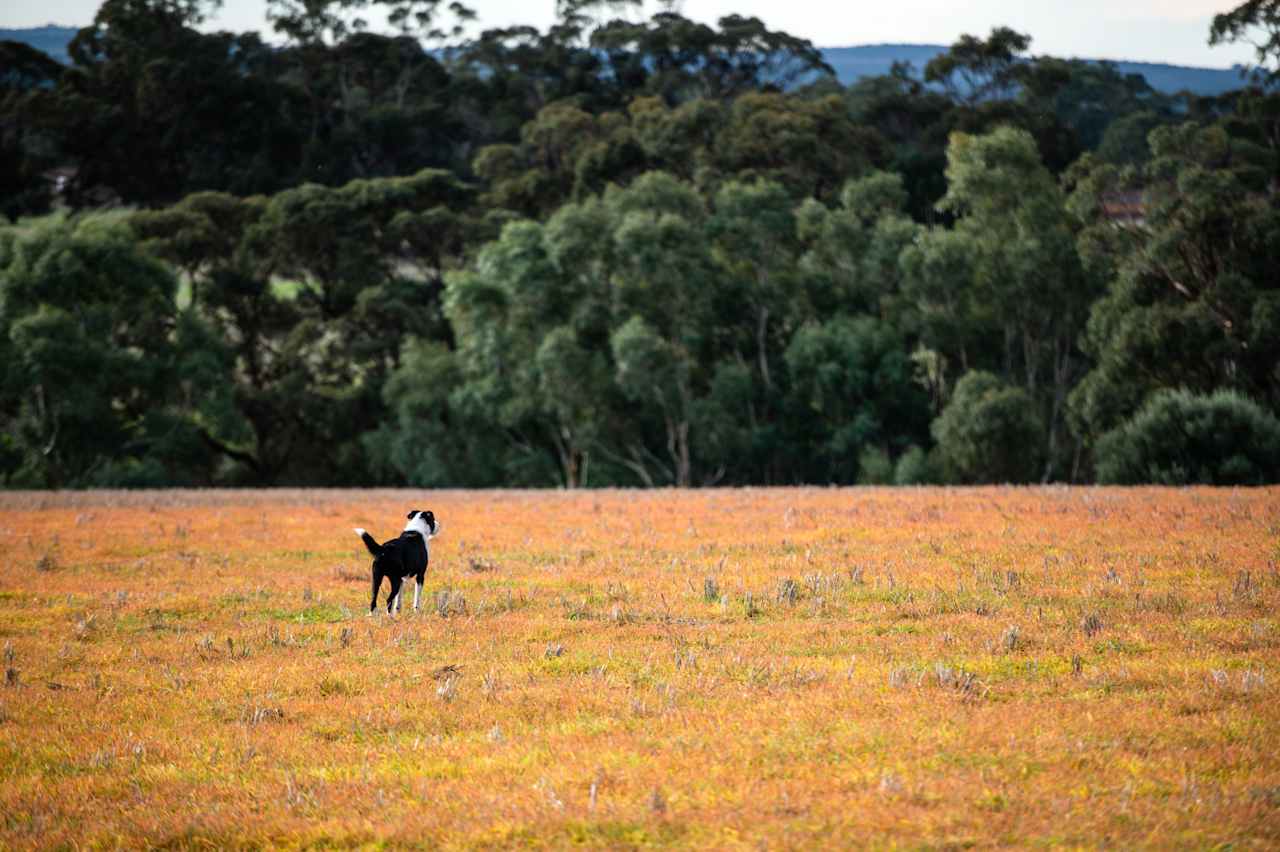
264,603 -> 347,624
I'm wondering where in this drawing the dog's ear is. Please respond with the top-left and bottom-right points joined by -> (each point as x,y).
407,510 -> 417,520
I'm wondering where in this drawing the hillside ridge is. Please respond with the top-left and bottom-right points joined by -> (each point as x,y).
0,26 -> 1251,96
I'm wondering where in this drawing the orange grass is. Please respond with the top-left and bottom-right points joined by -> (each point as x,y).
0,487 -> 1277,848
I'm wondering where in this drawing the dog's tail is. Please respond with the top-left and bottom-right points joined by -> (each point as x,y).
354,528 -> 382,557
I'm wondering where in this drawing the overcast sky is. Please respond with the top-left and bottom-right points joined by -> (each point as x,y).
0,0 -> 1258,68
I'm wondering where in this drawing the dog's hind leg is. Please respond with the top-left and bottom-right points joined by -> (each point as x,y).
370,569 -> 383,615
386,576 -> 403,615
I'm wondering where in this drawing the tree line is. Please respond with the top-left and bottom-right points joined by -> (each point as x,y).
1,0 -> 1278,488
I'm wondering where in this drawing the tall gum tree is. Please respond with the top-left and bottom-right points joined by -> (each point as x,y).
934,126 -> 1100,480
1065,122 -> 1280,444
1211,0 -> 1280,85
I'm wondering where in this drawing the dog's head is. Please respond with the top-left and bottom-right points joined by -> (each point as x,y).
404,509 -> 438,537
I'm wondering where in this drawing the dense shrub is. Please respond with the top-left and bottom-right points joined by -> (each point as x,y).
931,371 -> 1043,483
1095,389 -> 1280,485
857,447 -> 894,484
893,445 -> 937,485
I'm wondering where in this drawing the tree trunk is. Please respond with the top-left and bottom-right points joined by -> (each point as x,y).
676,420 -> 691,488
549,425 -> 577,488
1041,334 -> 1073,484
756,306 -> 772,390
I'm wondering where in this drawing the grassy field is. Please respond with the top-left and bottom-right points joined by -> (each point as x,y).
0,487 -> 1277,848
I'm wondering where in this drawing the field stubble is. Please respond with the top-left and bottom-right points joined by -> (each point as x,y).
0,486 -> 1277,848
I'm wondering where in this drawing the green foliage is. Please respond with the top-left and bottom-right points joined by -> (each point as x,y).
898,229 -> 980,382
122,169 -> 473,486
857,447 -> 894,485
0,6 -> 1276,488
1067,120 -> 1280,447
1211,1 -> 1280,84
0,215 -> 222,486
926,126 -> 1099,480
1095,389 -> 1280,485
362,339 -> 514,487
476,92 -> 887,222
434,167 -> 943,488
1042,61 -> 1175,153
798,170 -> 919,314
924,27 -> 1030,105
893,445 -> 937,485
1095,110 -> 1169,165
0,42 -> 62,221
784,316 -> 930,482
46,0 -> 305,205
931,371 -> 1044,484
591,10 -> 833,102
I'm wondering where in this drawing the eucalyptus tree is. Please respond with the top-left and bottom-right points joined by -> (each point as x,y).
707,179 -> 802,396
362,338 -> 516,486
443,171 -> 792,487
47,0 -> 300,205
784,316 -> 929,483
245,167 -> 471,321
443,218 -> 604,487
932,126 -> 1098,479
0,41 -> 63,220
898,228 -> 982,395
712,93 -> 888,203
473,90 -> 888,224
924,26 -> 1031,105
472,102 -> 615,218
589,9 -> 832,104
842,67 -> 954,222
598,173 -> 721,486
0,216 -> 226,486
129,192 -> 303,483
1211,0 -> 1280,84
1066,121 -> 1280,445
266,0 -> 475,183
126,168 -> 474,484
797,170 -> 920,317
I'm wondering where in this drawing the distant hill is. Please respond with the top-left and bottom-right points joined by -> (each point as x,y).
0,25 -> 76,64
821,44 -> 1249,97
0,27 -> 1251,97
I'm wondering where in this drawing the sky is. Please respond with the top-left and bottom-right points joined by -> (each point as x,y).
0,0 -> 1259,68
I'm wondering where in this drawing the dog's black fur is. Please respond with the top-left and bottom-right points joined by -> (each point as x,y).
356,509 -> 437,614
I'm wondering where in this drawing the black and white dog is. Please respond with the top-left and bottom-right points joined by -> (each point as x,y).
355,509 -> 440,615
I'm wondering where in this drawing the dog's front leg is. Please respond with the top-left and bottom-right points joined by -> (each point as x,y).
412,575 -> 424,612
